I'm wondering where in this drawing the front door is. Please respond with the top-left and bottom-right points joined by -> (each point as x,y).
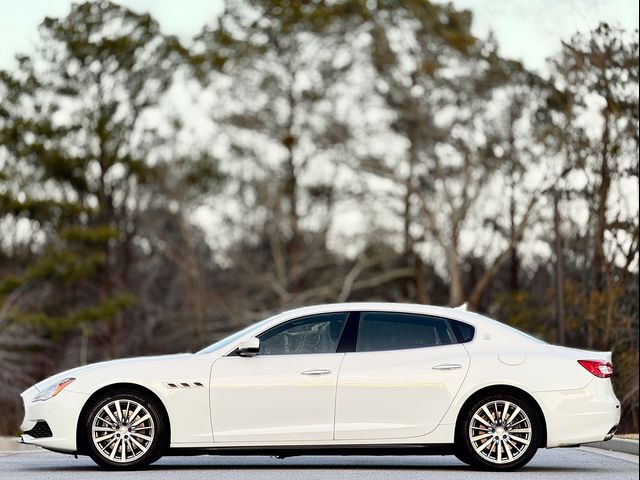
210,312 -> 348,443
335,311 -> 470,440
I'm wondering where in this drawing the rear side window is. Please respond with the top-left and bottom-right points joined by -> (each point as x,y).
450,320 -> 475,343
356,312 -> 457,352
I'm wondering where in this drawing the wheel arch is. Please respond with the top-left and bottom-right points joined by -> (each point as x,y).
454,384 -> 548,448
76,382 -> 171,455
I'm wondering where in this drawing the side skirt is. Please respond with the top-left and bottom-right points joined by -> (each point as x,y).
166,444 -> 455,458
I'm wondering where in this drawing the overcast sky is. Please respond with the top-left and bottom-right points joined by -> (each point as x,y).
0,0 -> 637,72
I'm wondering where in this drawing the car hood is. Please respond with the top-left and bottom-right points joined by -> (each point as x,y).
30,353 -> 195,392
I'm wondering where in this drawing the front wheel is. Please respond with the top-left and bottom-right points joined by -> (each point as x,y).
82,389 -> 166,469
457,393 -> 541,470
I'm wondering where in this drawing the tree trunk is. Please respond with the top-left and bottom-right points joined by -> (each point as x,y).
509,182 -> 519,291
553,190 -> 565,345
466,197 -> 537,311
593,107 -> 611,292
447,245 -> 464,306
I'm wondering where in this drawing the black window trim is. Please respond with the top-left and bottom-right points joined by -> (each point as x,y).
336,311 -> 360,352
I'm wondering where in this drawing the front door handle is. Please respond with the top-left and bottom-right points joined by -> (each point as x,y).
300,369 -> 332,376
432,363 -> 463,370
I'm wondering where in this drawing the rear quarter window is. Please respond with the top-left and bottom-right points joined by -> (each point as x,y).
450,319 -> 475,343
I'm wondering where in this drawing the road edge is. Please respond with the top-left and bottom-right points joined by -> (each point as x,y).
0,436 -> 39,453
584,438 -> 639,456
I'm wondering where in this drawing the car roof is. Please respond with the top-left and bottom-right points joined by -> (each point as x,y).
270,303 -> 546,348
275,302 -> 491,327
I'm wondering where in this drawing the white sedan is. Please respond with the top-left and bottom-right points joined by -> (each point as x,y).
19,303 -> 620,470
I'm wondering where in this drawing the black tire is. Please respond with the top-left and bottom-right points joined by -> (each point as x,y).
457,393 -> 541,471
81,389 -> 167,469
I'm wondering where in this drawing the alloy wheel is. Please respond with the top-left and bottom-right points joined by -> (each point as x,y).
90,399 -> 155,463
468,400 -> 532,465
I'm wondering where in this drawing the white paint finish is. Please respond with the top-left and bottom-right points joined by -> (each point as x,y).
498,353 -> 526,366
210,354 -> 345,442
26,353 -> 216,448
18,302 -> 621,456
533,378 -> 621,447
335,344 -> 469,440
20,389 -> 88,453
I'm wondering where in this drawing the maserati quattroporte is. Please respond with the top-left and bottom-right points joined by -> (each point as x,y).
20,303 -> 620,470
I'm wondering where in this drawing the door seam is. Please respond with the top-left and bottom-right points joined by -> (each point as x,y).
332,352 -> 347,441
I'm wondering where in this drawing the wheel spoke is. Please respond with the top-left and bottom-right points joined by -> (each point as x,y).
482,405 -> 495,423
475,438 -> 493,453
510,435 -> 530,445
131,413 -> 151,427
99,435 -> 117,453
127,404 -> 142,425
502,401 -> 510,422
509,407 -> 521,424
504,439 -> 514,461
94,432 -> 116,442
92,426 -> 115,433
473,414 -> 491,427
510,428 -> 532,434
109,438 -> 120,460
497,441 -> 503,463
102,405 -> 118,425
130,436 -> 149,454
130,432 -> 152,442
507,437 -> 521,452
117,400 -> 126,423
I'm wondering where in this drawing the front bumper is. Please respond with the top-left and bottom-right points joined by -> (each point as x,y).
533,378 -> 621,448
20,386 -> 88,453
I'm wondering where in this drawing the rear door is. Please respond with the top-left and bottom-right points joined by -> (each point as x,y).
334,311 -> 470,440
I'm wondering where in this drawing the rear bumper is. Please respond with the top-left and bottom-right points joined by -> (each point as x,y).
533,378 -> 620,448
20,386 -> 88,453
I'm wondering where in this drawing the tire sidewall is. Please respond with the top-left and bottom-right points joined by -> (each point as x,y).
82,389 -> 166,469
459,393 -> 541,471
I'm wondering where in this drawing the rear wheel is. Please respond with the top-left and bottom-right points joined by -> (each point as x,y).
82,389 -> 166,469
457,393 -> 541,470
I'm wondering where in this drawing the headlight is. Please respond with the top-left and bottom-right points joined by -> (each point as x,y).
33,378 -> 76,402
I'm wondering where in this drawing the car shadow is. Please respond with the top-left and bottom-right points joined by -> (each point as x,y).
20,459 -> 591,474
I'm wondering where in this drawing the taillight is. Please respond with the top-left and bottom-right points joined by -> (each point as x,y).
578,360 -> 614,378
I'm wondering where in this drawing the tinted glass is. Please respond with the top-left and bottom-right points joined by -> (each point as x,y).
258,313 -> 348,355
450,319 -> 475,343
356,312 -> 456,352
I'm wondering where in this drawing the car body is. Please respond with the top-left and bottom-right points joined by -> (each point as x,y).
19,302 -> 620,470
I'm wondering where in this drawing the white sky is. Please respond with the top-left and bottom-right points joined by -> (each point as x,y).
0,0 -> 637,72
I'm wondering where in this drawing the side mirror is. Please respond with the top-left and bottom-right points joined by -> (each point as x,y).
237,337 -> 260,357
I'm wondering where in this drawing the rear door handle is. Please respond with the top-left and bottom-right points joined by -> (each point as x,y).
300,369 -> 332,376
432,363 -> 463,370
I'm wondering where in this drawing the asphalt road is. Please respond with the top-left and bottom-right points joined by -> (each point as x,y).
0,447 -> 637,480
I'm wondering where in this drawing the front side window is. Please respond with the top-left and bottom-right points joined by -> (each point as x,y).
258,313 -> 348,355
356,312 -> 456,352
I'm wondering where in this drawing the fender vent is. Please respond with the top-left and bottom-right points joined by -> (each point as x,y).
163,381 -> 205,389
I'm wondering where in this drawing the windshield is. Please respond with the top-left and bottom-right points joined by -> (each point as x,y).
197,316 -> 276,354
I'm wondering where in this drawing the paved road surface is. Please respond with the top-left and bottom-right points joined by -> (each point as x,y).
0,447 -> 637,479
